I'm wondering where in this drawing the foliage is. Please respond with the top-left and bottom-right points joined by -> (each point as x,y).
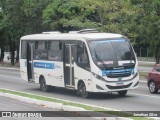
130,0 -> 160,63
0,0 -> 160,63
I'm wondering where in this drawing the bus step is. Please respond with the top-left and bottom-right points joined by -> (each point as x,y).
28,80 -> 35,83
66,85 -> 75,89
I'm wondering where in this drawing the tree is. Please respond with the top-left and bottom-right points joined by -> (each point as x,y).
130,0 -> 160,63
42,0 -> 135,33
1,0 -> 52,64
0,0 -> 9,62
0,0 -> 159,64
42,0 -> 98,32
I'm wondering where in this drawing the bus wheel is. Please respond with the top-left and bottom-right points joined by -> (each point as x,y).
40,77 -> 50,92
78,81 -> 89,98
118,90 -> 127,96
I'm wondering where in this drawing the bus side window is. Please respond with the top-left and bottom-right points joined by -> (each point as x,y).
76,42 -> 90,70
21,40 -> 26,59
77,45 -> 89,64
48,41 -> 62,61
33,41 -> 47,60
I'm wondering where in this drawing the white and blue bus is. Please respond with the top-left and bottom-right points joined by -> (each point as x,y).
20,29 -> 139,98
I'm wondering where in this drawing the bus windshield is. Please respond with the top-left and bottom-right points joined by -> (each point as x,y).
88,39 -> 135,69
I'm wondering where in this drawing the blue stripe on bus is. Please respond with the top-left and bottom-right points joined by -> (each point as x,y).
96,39 -> 126,43
102,68 -> 134,76
34,62 -> 54,69
111,40 -> 126,42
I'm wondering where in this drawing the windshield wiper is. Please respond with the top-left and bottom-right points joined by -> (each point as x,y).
129,46 -> 136,67
94,48 -> 111,70
122,63 -> 135,68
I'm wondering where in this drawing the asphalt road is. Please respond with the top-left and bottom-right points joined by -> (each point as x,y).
0,67 -> 160,112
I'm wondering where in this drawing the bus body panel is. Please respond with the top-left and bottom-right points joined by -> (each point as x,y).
92,75 -> 139,92
33,60 -> 65,87
74,63 -> 93,92
20,59 -> 28,81
19,32 -> 139,95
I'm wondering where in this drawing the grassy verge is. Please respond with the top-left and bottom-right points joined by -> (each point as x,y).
138,62 -> 155,68
139,72 -> 148,80
0,88 -> 153,120
0,62 -> 20,68
0,88 -> 120,111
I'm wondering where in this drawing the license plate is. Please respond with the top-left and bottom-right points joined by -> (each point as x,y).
118,77 -> 122,81
116,82 -> 124,86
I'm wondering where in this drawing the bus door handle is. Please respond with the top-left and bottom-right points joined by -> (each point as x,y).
65,64 -> 74,67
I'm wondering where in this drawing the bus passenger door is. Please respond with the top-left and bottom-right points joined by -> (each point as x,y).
64,44 -> 75,87
27,43 -> 34,82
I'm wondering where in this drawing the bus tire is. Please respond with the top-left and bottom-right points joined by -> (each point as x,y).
118,90 -> 127,96
40,77 -> 51,92
77,81 -> 90,98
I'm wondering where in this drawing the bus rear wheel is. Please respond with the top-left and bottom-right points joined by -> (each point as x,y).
40,77 -> 51,92
118,90 -> 127,96
77,81 -> 90,98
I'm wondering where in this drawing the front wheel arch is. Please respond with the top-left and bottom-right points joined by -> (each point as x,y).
77,80 -> 90,98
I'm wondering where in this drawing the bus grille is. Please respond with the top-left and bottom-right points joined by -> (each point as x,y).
106,69 -> 132,78
107,72 -> 131,78
106,83 -> 132,90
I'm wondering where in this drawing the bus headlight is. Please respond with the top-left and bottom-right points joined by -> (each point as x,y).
132,68 -> 138,75
92,72 -> 106,81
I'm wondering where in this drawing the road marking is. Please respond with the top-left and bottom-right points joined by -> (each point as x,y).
0,75 -> 21,80
129,92 -> 160,99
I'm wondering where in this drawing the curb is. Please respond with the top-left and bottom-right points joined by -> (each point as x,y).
0,92 -> 160,120
0,92 -> 86,111
0,91 -> 132,120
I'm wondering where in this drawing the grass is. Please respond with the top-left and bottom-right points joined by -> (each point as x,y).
139,72 -> 148,80
138,62 -> 155,68
0,88 -> 154,120
0,62 -> 20,68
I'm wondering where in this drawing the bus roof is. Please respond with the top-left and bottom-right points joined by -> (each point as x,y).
21,32 -> 123,41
